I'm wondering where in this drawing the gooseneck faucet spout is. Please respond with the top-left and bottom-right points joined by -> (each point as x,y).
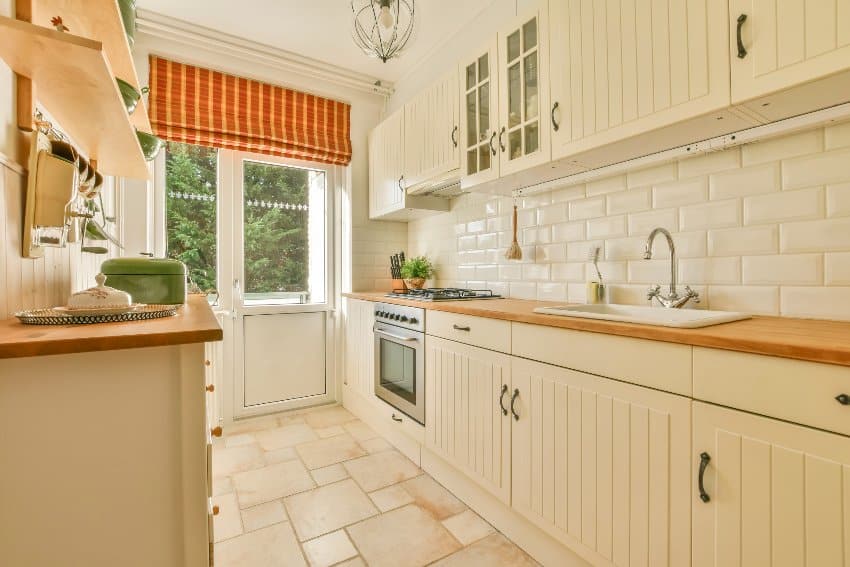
643,227 -> 699,308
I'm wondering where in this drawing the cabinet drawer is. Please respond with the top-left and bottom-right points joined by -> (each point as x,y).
426,310 -> 511,353
694,348 -> 850,436
512,322 -> 692,396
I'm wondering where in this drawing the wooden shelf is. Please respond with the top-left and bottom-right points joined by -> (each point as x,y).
33,0 -> 152,134
0,16 -> 150,179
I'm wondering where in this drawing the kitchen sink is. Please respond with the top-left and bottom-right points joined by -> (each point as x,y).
533,303 -> 751,328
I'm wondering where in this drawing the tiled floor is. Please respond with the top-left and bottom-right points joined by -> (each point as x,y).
212,405 -> 539,567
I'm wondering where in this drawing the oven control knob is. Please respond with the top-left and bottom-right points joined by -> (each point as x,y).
392,314 -> 401,320
409,317 -> 418,324
400,316 -> 409,322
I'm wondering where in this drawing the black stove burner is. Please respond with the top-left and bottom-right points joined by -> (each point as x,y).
387,288 -> 501,301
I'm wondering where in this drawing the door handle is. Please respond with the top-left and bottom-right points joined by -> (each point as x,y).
499,384 -> 509,416
451,125 -> 458,148
452,324 -> 471,332
698,452 -> 711,503
391,413 -> 403,422
551,101 -> 560,131
374,326 -> 418,342
510,388 -> 520,421
736,14 -> 748,59
498,127 -> 506,152
489,131 -> 497,156
398,175 -> 405,192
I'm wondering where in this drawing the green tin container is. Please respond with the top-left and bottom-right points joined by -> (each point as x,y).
101,257 -> 187,305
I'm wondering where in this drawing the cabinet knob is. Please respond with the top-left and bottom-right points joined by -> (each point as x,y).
212,505 -> 220,516
204,359 -> 211,366
211,426 -> 223,438
206,384 -> 215,393
836,393 -> 850,405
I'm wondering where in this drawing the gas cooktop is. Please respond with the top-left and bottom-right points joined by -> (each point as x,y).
385,288 -> 502,302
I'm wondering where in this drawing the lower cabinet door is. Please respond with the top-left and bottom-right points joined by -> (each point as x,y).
425,335 -> 512,504
693,401 -> 850,567
511,357 -> 692,566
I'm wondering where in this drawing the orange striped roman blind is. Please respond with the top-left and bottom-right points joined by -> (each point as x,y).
148,56 -> 352,165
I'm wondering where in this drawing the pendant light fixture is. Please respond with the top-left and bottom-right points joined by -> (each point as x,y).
351,0 -> 415,63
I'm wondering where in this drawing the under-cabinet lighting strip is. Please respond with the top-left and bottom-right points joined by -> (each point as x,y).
512,102 -> 850,198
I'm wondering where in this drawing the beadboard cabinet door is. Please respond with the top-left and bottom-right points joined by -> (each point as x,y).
497,0 -> 551,176
511,357 -> 692,567
693,401 -> 850,567
404,70 -> 459,190
425,335 -> 512,504
368,109 -> 405,219
344,298 -> 375,399
549,0 -> 730,163
730,0 -> 850,106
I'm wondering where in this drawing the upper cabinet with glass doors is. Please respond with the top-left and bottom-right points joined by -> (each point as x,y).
459,40 -> 500,186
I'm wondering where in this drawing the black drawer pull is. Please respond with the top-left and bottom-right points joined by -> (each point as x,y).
510,389 -> 520,421
736,14 -> 748,59
836,393 -> 850,405
499,384 -> 509,416
698,452 -> 711,503
551,101 -> 560,131
452,324 -> 471,332
391,413 -> 403,422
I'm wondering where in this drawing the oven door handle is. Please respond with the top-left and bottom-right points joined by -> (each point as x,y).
373,326 -> 419,342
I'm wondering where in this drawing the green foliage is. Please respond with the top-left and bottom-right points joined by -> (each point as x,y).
400,256 -> 434,279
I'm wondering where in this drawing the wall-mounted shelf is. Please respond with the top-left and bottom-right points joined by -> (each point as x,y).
0,16 -> 150,179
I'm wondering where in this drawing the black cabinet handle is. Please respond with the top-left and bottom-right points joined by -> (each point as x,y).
736,14 -> 748,59
698,452 -> 711,503
391,413 -> 403,422
452,324 -> 471,332
551,101 -> 560,132
398,175 -> 404,192
499,384 -> 509,416
836,393 -> 850,405
498,127 -> 506,152
510,388 -> 520,421
451,125 -> 458,148
489,131 -> 497,156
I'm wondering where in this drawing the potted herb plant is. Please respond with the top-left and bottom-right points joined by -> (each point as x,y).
400,256 -> 434,290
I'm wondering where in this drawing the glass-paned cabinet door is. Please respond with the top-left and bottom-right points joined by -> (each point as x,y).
498,1 -> 550,176
459,40 -> 500,187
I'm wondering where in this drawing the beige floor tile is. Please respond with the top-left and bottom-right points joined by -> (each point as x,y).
216,521 -> 307,567
431,533 -> 540,566
264,446 -> 299,465
303,405 -> 358,429
310,463 -> 349,486
278,414 -> 307,426
401,475 -> 466,520
212,475 -> 234,497
223,433 -> 256,448
314,425 -> 346,438
225,415 -> 281,435
241,499 -> 287,532
335,558 -> 366,567
302,530 -> 358,567
358,437 -> 393,454
441,509 -> 495,545
344,450 -> 421,492
254,423 -> 319,451
212,492 -> 243,542
284,478 -> 378,541
213,444 -> 266,477
344,420 -> 379,441
296,434 -> 366,470
347,504 -> 462,567
368,484 -> 414,512
234,460 -> 316,508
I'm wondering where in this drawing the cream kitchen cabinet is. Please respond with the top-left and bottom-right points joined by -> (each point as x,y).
404,69 -> 460,192
731,0 -> 850,121
511,357 -> 692,567
459,40 -> 500,187
693,401 -> 850,567
343,297 -> 375,399
425,335 -> 512,504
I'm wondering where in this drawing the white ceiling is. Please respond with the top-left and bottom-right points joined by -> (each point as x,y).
135,0 -> 494,84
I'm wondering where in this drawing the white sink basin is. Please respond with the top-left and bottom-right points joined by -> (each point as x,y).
533,303 -> 751,328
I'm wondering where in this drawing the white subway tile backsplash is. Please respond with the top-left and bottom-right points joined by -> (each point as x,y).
567,283 -> 588,302
743,187 -> 824,225
551,262 -> 586,282
586,174 -> 627,196
569,197 -> 606,220
678,148 -> 740,179
466,219 -> 487,233
607,188 -> 651,215
522,263 -> 551,281
551,184 -> 587,202
680,199 -> 740,231
606,236 -> 646,261
780,217 -> 850,253
825,252 -> 850,285
707,286 -> 779,315
475,265 -> 499,280
627,259 -> 672,284
587,215 -> 627,239
742,254 -> 823,285
653,177 -> 708,208
537,203 -> 569,225
678,257 -> 741,284
629,208 -> 678,235
782,147 -> 850,190
536,282 -> 568,301
458,235 -> 478,251
780,287 -> 850,320
709,163 -> 780,200
477,232 -> 498,249
536,243 -> 567,262
590,261 -> 627,283
742,129 -> 823,165
627,163 -> 677,188
708,226 -> 778,256
552,221 -> 586,242
498,264 -> 523,280
825,120 -> 850,150
509,281 -> 538,300
522,225 -> 552,245
566,240 -> 604,262
826,183 -> 850,217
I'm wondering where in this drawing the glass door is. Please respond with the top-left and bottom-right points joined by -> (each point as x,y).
460,40 -> 500,187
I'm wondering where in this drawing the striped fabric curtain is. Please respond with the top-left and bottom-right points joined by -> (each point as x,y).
148,56 -> 352,165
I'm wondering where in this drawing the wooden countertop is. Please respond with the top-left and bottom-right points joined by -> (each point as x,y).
344,292 -> 850,367
0,295 -> 223,359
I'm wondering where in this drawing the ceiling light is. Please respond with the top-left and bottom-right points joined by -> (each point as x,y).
351,0 -> 415,63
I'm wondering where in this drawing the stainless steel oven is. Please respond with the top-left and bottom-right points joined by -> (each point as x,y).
373,302 -> 425,424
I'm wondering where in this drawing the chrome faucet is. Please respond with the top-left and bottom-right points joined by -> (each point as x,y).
643,227 -> 699,309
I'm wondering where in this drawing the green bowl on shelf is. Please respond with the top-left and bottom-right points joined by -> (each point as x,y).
116,77 -> 148,114
118,0 -> 137,46
135,129 -> 163,161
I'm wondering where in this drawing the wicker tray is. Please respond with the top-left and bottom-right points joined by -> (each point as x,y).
15,304 -> 179,325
